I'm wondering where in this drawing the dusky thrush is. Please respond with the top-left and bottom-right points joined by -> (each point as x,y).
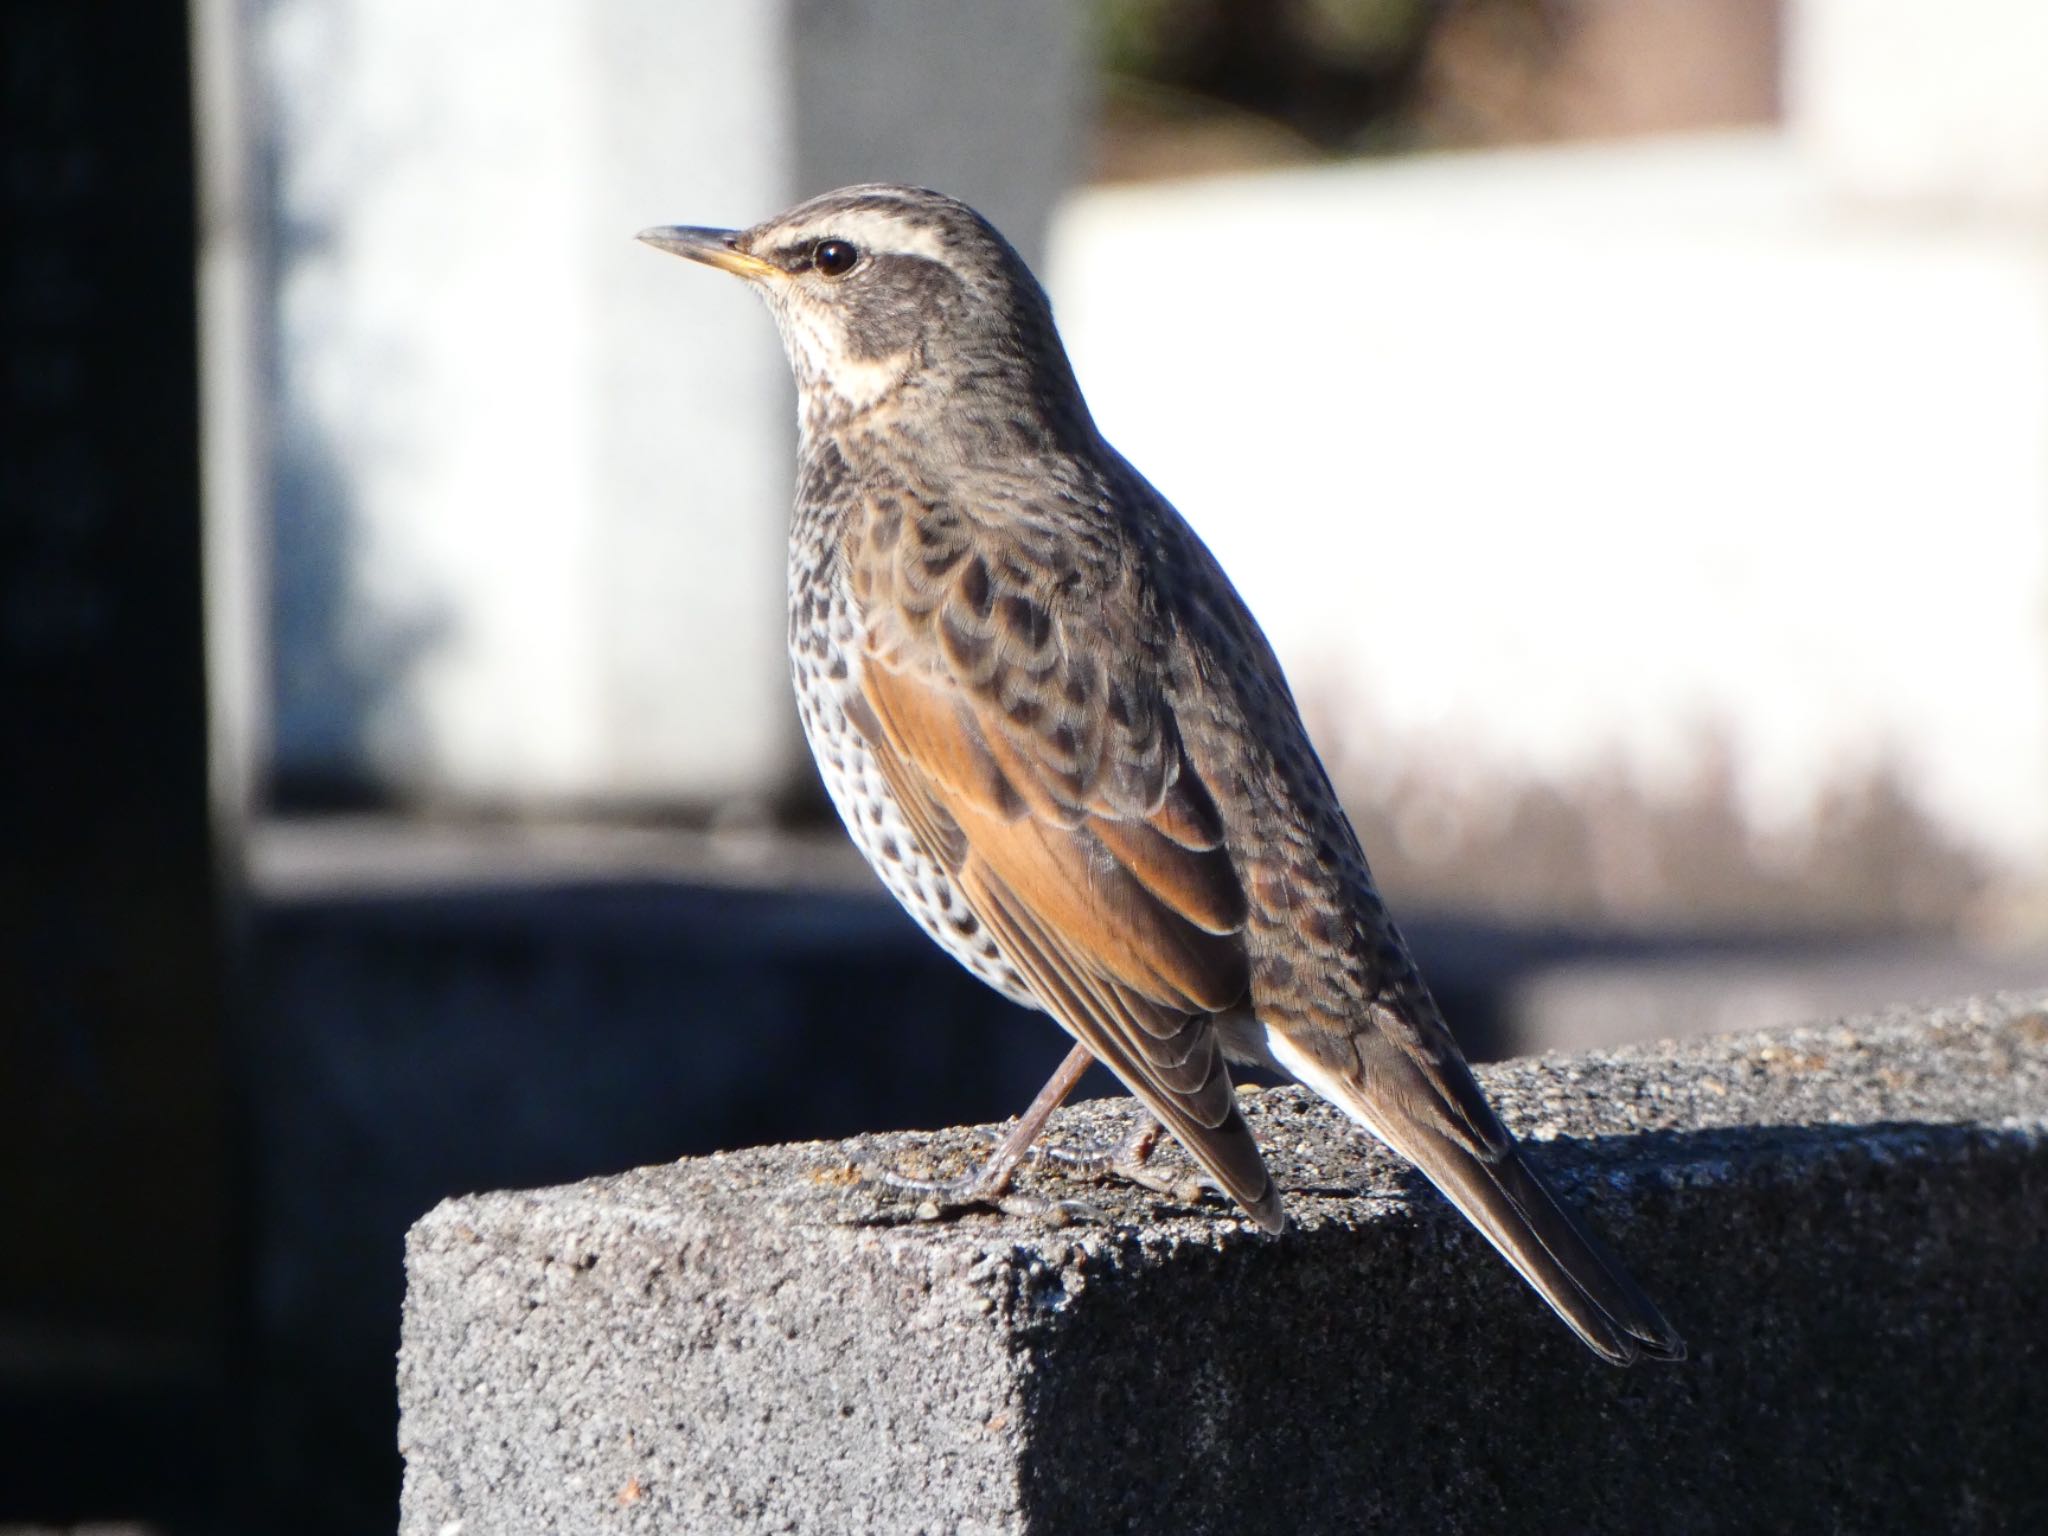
640,184 -> 1684,1366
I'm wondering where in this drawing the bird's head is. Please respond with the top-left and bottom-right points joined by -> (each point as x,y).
640,184 -> 1089,443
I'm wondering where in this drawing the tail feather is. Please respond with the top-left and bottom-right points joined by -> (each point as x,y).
1403,1126 -> 1686,1366
1264,1029 -> 1684,1365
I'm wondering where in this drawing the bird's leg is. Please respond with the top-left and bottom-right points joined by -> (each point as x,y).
874,1042 -> 1098,1219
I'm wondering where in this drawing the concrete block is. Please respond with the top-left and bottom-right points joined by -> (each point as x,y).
400,993 -> 2048,1534
246,850 -> 1070,1533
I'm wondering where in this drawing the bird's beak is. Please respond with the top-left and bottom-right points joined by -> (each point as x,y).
636,225 -> 780,281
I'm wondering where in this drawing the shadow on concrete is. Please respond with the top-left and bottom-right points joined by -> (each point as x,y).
1020,1117 -> 2047,1534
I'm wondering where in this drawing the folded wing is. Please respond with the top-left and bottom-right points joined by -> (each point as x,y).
847,521 -> 1282,1230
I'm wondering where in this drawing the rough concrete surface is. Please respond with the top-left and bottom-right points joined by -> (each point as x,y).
400,993 -> 2048,1534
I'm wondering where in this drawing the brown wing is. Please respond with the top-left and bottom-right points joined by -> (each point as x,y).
846,514 -> 1282,1231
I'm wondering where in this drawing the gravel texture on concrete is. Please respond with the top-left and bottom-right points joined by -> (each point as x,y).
399,993 -> 2048,1535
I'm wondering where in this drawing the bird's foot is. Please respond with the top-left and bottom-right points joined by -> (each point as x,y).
866,1147 -> 1102,1226
1021,1121 -> 1211,1207
861,1114 -> 1210,1224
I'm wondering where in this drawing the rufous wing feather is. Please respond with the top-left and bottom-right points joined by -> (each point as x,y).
850,657 -> 1284,1231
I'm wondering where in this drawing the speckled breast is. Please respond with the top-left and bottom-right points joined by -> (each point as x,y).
788,563 -> 1037,1010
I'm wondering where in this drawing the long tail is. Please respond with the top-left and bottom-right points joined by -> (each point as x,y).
1385,1114 -> 1686,1366
1268,1029 -> 1685,1365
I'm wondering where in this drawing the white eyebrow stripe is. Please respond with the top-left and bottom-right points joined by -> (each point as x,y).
782,209 -> 951,264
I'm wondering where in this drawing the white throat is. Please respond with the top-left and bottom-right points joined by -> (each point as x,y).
772,301 -> 914,424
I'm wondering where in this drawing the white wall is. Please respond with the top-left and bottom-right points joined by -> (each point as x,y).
248,0 -> 1086,808
1045,132 -> 2048,878
1792,0 -> 2048,214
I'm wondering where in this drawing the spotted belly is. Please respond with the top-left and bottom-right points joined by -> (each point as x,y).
791,648 -> 1037,1009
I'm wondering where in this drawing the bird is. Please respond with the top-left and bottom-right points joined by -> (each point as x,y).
639,184 -> 1684,1366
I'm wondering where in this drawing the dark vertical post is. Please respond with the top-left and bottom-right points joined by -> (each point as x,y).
0,0 -> 229,1524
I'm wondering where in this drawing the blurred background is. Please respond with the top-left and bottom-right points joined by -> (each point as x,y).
5,0 -> 2047,1530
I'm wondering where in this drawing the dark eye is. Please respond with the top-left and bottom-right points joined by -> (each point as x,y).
814,239 -> 860,277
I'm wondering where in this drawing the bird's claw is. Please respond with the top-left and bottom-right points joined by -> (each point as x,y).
870,1161 -> 1012,1204
1021,1119 -> 1182,1194
968,1123 -> 1117,1176
865,1116 -> 1179,1223
912,1192 -> 1105,1227
865,1160 -> 1104,1225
